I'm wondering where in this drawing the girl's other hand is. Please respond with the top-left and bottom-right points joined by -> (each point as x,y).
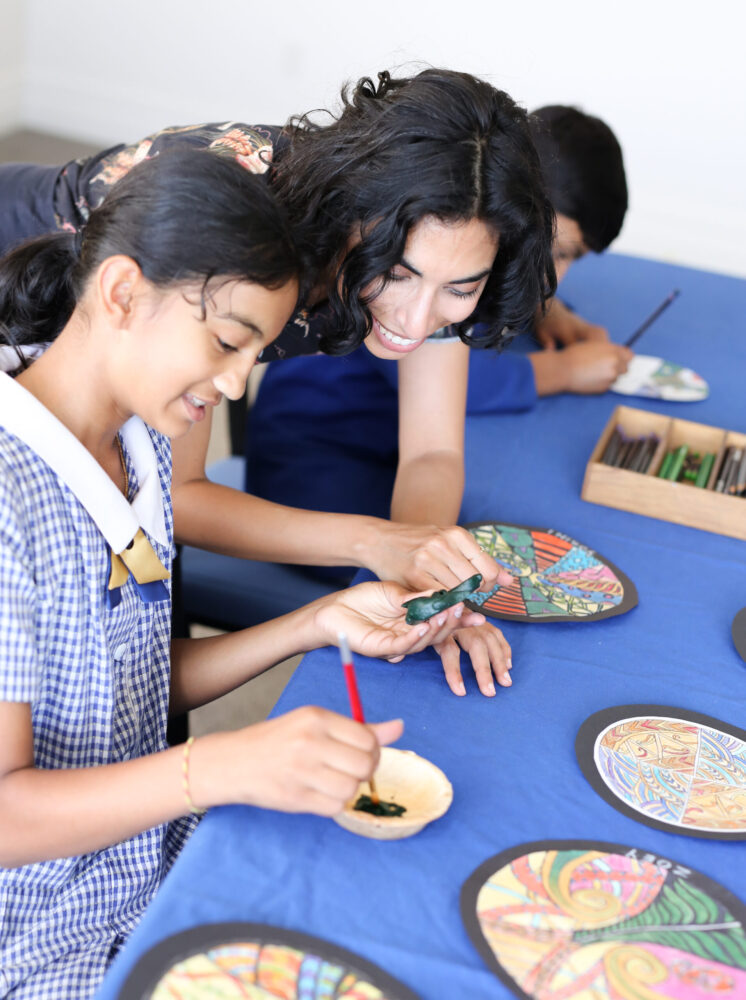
364,522 -> 513,594
434,622 -> 513,697
314,580 -> 487,663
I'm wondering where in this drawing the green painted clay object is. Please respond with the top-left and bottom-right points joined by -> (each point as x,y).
401,573 -> 483,624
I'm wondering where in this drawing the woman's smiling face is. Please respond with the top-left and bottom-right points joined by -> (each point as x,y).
362,216 -> 499,359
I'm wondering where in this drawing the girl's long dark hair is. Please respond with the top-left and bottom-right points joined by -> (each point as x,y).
273,68 -> 556,353
0,151 -> 300,364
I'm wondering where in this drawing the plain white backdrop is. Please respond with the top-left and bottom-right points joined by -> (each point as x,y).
1,0 -> 744,276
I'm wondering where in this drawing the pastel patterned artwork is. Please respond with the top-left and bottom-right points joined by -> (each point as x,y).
465,522 -> 637,622
461,841 -> 746,1000
119,923 -> 419,999
576,706 -> 746,839
611,355 -> 709,402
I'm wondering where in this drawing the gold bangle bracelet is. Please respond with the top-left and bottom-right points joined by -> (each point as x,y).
182,736 -> 206,816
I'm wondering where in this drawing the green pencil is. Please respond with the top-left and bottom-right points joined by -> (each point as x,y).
694,452 -> 715,488
666,445 -> 688,482
658,451 -> 673,478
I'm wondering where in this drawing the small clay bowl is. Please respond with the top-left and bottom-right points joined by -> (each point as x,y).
333,747 -> 453,840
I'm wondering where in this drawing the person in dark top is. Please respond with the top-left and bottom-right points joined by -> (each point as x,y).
245,105 -> 632,575
526,103 -> 630,348
1,68 -> 556,697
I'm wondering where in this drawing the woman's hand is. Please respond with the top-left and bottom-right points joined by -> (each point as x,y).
313,580 -> 487,663
435,623 -> 513,697
363,521 -> 514,593
193,708 -> 403,817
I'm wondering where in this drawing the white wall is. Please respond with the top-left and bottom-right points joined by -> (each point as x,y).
6,0 -> 746,276
0,0 -> 26,132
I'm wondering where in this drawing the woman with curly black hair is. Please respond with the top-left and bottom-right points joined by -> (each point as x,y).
0,68 -> 554,696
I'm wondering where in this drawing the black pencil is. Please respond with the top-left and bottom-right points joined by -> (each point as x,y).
632,435 -> 658,473
731,450 -> 746,497
715,447 -> 734,493
725,448 -> 743,495
625,289 -> 681,348
601,427 -> 623,466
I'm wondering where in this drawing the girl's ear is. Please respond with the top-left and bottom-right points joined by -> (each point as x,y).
96,255 -> 146,327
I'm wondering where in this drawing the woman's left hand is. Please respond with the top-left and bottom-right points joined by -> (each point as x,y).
434,622 -> 513,696
314,581 -> 486,663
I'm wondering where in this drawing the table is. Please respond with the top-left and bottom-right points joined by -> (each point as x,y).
97,253 -> 746,999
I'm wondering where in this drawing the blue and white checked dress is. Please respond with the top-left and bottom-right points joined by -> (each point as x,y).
0,418 -> 197,999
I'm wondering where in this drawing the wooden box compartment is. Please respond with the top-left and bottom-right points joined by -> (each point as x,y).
582,405 -> 746,540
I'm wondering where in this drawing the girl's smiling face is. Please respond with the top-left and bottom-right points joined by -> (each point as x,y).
362,216 -> 499,359
115,273 -> 298,438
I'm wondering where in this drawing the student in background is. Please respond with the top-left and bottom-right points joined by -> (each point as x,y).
470,104 -> 633,407
246,104 -> 632,559
0,152 -> 485,999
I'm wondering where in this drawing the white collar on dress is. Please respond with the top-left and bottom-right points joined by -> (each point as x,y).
0,371 -> 168,550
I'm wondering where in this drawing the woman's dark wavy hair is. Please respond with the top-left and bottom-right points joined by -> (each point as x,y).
530,105 -> 628,253
272,68 -> 556,353
0,150 -> 300,366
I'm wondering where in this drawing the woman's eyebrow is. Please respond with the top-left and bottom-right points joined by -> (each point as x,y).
399,257 -> 492,284
448,268 -> 492,285
218,312 -> 265,339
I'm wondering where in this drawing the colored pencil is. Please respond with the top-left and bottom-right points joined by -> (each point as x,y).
658,451 -> 673,478
666,444 -> 688,482
715,447 -> 734,493
725,448 -> 743,495
601,427 -> 623,465
695,452 -> 715,489
731,449 -> 746,496
337,632 -> 379,804
624,289 -> 681,348
631,435 -> 658,473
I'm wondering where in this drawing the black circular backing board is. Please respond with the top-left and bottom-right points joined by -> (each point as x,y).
732,607 -> 746,663
464,521 -> 638,623
119,921 -> 420,999
460,838 -> 746,1000
575,704 -> 746,840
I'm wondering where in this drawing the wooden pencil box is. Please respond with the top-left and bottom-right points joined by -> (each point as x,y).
582,405 -> 746,541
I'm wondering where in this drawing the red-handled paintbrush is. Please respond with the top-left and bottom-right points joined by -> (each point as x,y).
337,631 -> 380,804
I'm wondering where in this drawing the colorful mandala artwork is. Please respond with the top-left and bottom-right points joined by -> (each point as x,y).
461,840 -> 746,1000
576,706 -> 746,839
611,355 -> 709,402
119,923 -> 419,999
465,522 -> 637,622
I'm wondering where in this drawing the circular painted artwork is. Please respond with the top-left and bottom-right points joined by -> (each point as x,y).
576,706 -> 746,839
611,355 -> 709,402
461,840 -> 746,1000
119,922 -> 419,999
465,522 -> 637,622
732,607 -> 746,664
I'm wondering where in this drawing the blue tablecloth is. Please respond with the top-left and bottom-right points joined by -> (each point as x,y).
97,253 -> 746,999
